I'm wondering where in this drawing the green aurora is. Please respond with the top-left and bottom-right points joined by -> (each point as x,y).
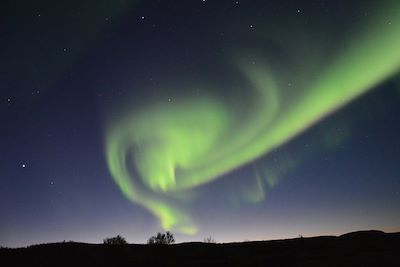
105,1 -> 400,234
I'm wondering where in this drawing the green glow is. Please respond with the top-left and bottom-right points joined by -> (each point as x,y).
105,2 -> 400,233
240,167 -> 266,204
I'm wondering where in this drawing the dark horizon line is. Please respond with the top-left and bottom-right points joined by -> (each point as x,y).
2,229 -> 398,249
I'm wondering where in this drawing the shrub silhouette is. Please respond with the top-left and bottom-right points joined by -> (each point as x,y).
103,235 -> 128,245
147,231 -> 175,244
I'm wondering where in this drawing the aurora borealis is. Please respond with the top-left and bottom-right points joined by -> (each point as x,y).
105,1 -> 400,234
1,0 -> 400,247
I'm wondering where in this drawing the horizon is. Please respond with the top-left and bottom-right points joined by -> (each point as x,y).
3,229 -> 397,248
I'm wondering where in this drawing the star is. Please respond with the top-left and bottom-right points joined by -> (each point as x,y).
22,164 -> 26,168
7,98 -> 11,102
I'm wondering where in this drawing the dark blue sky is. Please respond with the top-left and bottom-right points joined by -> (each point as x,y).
1,0 -> 400,247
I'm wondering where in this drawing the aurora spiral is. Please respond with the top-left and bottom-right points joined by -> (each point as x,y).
105,1 -> 400,234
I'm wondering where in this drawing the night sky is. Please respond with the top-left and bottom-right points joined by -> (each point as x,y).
1,0 -> 400,247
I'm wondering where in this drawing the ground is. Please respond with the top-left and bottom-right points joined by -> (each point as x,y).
1,230 -> 399,266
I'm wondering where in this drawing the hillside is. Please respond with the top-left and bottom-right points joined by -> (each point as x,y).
1,230 -> 399,266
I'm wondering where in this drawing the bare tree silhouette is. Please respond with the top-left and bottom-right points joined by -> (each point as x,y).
203,236 -> 216,243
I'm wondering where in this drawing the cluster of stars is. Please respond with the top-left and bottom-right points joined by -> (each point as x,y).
5,90 -> 41,105
20,162 -> 56,186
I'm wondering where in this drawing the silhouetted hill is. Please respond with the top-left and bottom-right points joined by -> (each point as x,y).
339,229 -> 386,238
1,230 -> 399,266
